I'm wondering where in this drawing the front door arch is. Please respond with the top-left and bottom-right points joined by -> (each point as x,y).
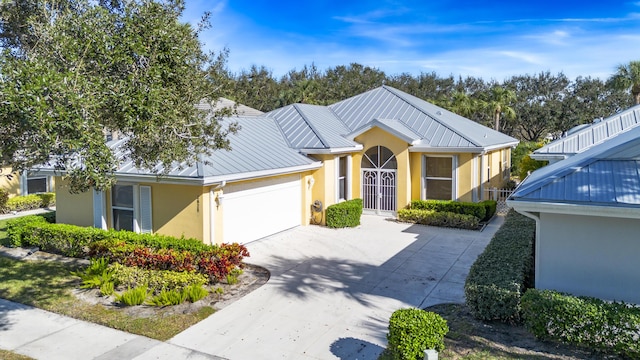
361,146 -> 397,213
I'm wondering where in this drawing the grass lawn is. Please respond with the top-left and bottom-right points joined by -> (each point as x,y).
0,218 -> 215,341
0,349 -> 34,360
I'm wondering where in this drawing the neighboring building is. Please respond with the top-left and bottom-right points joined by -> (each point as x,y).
508,124 -> 640,304
531,104 -> 640,164
0,166 -> 54,197
44,86 -> 518,244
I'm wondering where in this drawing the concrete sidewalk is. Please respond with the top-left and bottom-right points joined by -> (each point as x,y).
0,299 -> 224,360
171,215 -> 503,359
0,207 -> 55,221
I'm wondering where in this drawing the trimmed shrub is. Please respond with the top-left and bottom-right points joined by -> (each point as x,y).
91,241 -> 249,282
5,192 -> 56,212
15,222 -> 109,257
325,198 -> 363,228
409,200 -> 486,220
479,200 -> 497,222
7,218 -> 215,256
6,215 -> 48,247
464,210 -> 535,322
397,209 -> 479,230
387,308 -> 449,359
0,188 -> 8,212
8,215 -> 250,282
521,289 -> 640,359
109,263 -> 208,294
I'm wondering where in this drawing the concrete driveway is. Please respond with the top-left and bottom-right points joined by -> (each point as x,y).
171,214 -> 503,360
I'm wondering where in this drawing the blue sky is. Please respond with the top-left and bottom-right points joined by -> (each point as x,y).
182,1 -> 640,81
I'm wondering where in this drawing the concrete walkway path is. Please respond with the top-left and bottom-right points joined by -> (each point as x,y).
171,215 -> 503,359
0,299 -> 224,360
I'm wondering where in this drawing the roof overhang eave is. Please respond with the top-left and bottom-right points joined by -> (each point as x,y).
529,153 -> 569,162
37,162 -> 323,187
409,141 -> 519,154
346,124 -> 419,145
408,146 -> 484,153
481,141 -> 520,152
506,199 -> 640,219
300,146 -> 363,155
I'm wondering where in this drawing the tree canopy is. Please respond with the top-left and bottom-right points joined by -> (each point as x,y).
609,60 -> 640,105
0,0 -> 236,192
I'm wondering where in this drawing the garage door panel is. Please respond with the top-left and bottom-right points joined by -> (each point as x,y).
222,176 -> 301,244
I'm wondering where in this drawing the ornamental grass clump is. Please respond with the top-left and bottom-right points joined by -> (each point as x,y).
116,286 -> 148,306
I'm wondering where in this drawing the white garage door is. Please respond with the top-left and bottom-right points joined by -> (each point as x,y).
222,175 -> 301,244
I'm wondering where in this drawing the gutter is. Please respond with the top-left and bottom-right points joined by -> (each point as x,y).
529,153 -> 568,162
300,146 -> 363,155
506,199 -> 640,220
36,162 -> 323,187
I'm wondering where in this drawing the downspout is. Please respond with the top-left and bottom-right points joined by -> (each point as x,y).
479,152 -> 485,200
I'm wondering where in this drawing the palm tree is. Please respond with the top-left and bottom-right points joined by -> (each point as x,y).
609,61 -> 640,105
484,86 -> 516,131
449,91 -> 476,117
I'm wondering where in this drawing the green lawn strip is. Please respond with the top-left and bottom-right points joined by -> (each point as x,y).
0,349 -> 34,360
0,256 -> 214,341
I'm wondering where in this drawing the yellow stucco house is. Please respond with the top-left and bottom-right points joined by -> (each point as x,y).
44,86 -> 518,244
1,166 -> 54,197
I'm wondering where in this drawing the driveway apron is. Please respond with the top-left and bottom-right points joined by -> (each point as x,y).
170,214 -> 503,360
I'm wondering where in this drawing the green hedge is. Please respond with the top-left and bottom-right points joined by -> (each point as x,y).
0,188 -> 8,212
7,215 -> 212,257
387,308 -> 449,359
464,210 -> 535,322
397,209 -> 479,230
325,198 -> 363,228
479,200 -> 497,222
409,200 -> 486,220
522,289 -> 640,358
3,193 -> 56,213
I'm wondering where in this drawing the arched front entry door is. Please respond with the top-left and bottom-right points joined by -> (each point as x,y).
361,146 -> 397,213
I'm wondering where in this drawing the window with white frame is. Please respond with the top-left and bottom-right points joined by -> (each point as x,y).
112,185 -> 135,232
337,156 -> 348,201
424,156 -> 455,200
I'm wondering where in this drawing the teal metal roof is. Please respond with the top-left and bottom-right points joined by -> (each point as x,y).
511,125 -> 640,206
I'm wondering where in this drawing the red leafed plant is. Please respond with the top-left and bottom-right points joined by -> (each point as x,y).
87,239 -> 249,283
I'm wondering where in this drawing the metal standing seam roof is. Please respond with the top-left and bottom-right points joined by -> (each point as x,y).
82,117 -> 320,181
196,98 -> 264,116
532,105 -> 640,159
266,104 -> 359,150
329,86 -> 518,150
510,125 -> 640,206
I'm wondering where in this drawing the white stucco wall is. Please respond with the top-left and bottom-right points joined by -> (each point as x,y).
537,212 -> 640,304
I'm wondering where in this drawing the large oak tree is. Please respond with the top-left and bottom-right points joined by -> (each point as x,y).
0,0 -> 236,192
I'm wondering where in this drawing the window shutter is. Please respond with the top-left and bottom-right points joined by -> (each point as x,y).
93,189 -> 106,229
139,186 -> 153,233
